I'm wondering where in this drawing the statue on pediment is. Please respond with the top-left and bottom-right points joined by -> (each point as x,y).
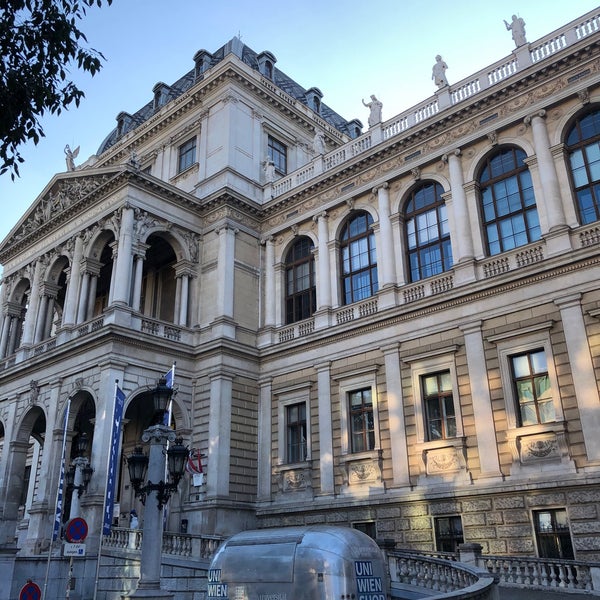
504,14 -> 527,47
432,55 -> 449,88
64,144 -> 80,171
362,95 -> 382,128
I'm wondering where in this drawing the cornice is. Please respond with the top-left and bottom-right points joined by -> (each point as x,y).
260,43 -> 600,229
258,253 -> 600,363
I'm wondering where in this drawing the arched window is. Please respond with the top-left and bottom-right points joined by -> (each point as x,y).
479,146 -> 540,255
340,212 -> 378,305
566,109 -> 600,224
284,237 -> 316,324
405,181 -> 452,282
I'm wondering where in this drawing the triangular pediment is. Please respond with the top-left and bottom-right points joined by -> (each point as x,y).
0,167 -> 124,256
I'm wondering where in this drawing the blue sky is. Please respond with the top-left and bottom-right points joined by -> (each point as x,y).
1,0 -> 598,247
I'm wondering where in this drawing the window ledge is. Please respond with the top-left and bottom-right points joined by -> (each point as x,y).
170,161 -> 199,183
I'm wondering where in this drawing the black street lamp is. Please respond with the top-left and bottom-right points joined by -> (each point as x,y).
124,376 -> 189,599
127,437 -> 188,510
67,432 -> 93,516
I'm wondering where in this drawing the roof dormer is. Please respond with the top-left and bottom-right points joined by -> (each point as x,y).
257,51 -> 277,80
152,82 -> 171,110
193,49 -> 213,79
305,87 -> 323,115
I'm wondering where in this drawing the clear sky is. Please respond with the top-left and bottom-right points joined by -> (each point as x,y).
1,0 -> 598,248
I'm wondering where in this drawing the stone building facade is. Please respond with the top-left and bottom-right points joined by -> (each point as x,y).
1,8 -> 600,597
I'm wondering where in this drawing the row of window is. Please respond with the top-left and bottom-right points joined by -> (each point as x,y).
371,508 -> 573,557
283,108 -> 600,323
284,347 -> 553,466
356,508 -> 572,557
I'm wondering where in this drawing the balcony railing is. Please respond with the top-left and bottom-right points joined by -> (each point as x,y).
267,9 -> 600,201
483,554 -> 600,592
103,527 -> 223,561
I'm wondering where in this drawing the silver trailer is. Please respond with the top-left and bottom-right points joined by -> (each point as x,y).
207,525 -> 389,600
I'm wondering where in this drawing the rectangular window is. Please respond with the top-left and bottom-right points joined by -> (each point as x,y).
434,516 -> 463,552
353,521 -> 377,540
286,402 -> 306,463
349,388 -> 375,453
178,138 -> 196,173
534,509 -> 574,559
511,349 -> 555,426
268,135 -> 287,174
422,371 -> 456,441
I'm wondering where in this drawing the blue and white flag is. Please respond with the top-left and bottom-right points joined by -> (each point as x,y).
162,363 -> 175,426
52,398 -> 71,541
103,383 -> 126,535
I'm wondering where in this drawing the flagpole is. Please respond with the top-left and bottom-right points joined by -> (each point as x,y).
93,380 -> 123,600
43,396 -> 71,599
162,363 -> 175,530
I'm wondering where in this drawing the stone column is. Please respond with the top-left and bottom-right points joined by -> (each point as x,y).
381,344 -> 411,486
315,362 -> 334,495
178,275 -> 189,326
460,321 -> 503,478
443,150 -> 474,261
131,254 -> 145,312
257,378 -> 273,501
23,379 -> 62,553
33,294 -> 49,344
206,372 -> 233,497
0,399 -> 17,545
525,111 -> 566,230
77,272 -> 90,323
0,439 -> 29,547
112,206 -> 135,306
86,274 -> 98,319
6,309 -> 20,355
21,260 -> 45,345
62,235 -> 84,326
313,212 -> 331,309
374,184 -> 396,287
444,150 -> 477,284
216,225 -> 237,320
555,295 -> 600,462
0,311 -> 11,357
262,236 -> 275,327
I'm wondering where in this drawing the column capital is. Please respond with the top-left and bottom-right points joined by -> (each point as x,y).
312,210 -> 328,223
441,148 -> 462,163
372,182 -> 389,195
524,109 -> 547,126
215,224 -> 239,236
260,235 -> 275,246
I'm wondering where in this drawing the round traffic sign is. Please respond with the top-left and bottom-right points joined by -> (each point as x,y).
65,517 -> 88,542
19,581 -> 41,600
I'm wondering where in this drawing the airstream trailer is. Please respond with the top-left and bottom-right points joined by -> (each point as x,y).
207,525 -> 389,600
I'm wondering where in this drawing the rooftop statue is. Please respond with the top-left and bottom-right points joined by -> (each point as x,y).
432,55 -> 449,88
313,130 -> 326,155
504,14 -> 527,47
64,144 -> 80,171
362,95 -> 383,128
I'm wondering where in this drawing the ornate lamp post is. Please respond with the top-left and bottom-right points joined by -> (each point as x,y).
125,377 -> 188,599
66,432 -> 93,519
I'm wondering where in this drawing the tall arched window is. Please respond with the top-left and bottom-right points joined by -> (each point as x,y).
340,212 -> 378,305
479,146 -> 540,255
405,181 -> 452,282
284,237 -> 316,324
566,108 -> 600,224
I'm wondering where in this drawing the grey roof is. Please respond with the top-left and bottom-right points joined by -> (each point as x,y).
97,37 -> 358,155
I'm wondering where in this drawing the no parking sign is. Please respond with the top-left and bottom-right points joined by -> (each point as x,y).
19,580 -> 41,600
65,517 -> 88,543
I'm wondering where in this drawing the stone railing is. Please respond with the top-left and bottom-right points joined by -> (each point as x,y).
103,527 -> 223,561
388,548 -> 497,600
269,8 -> 600,200
483,554 -> 600,592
